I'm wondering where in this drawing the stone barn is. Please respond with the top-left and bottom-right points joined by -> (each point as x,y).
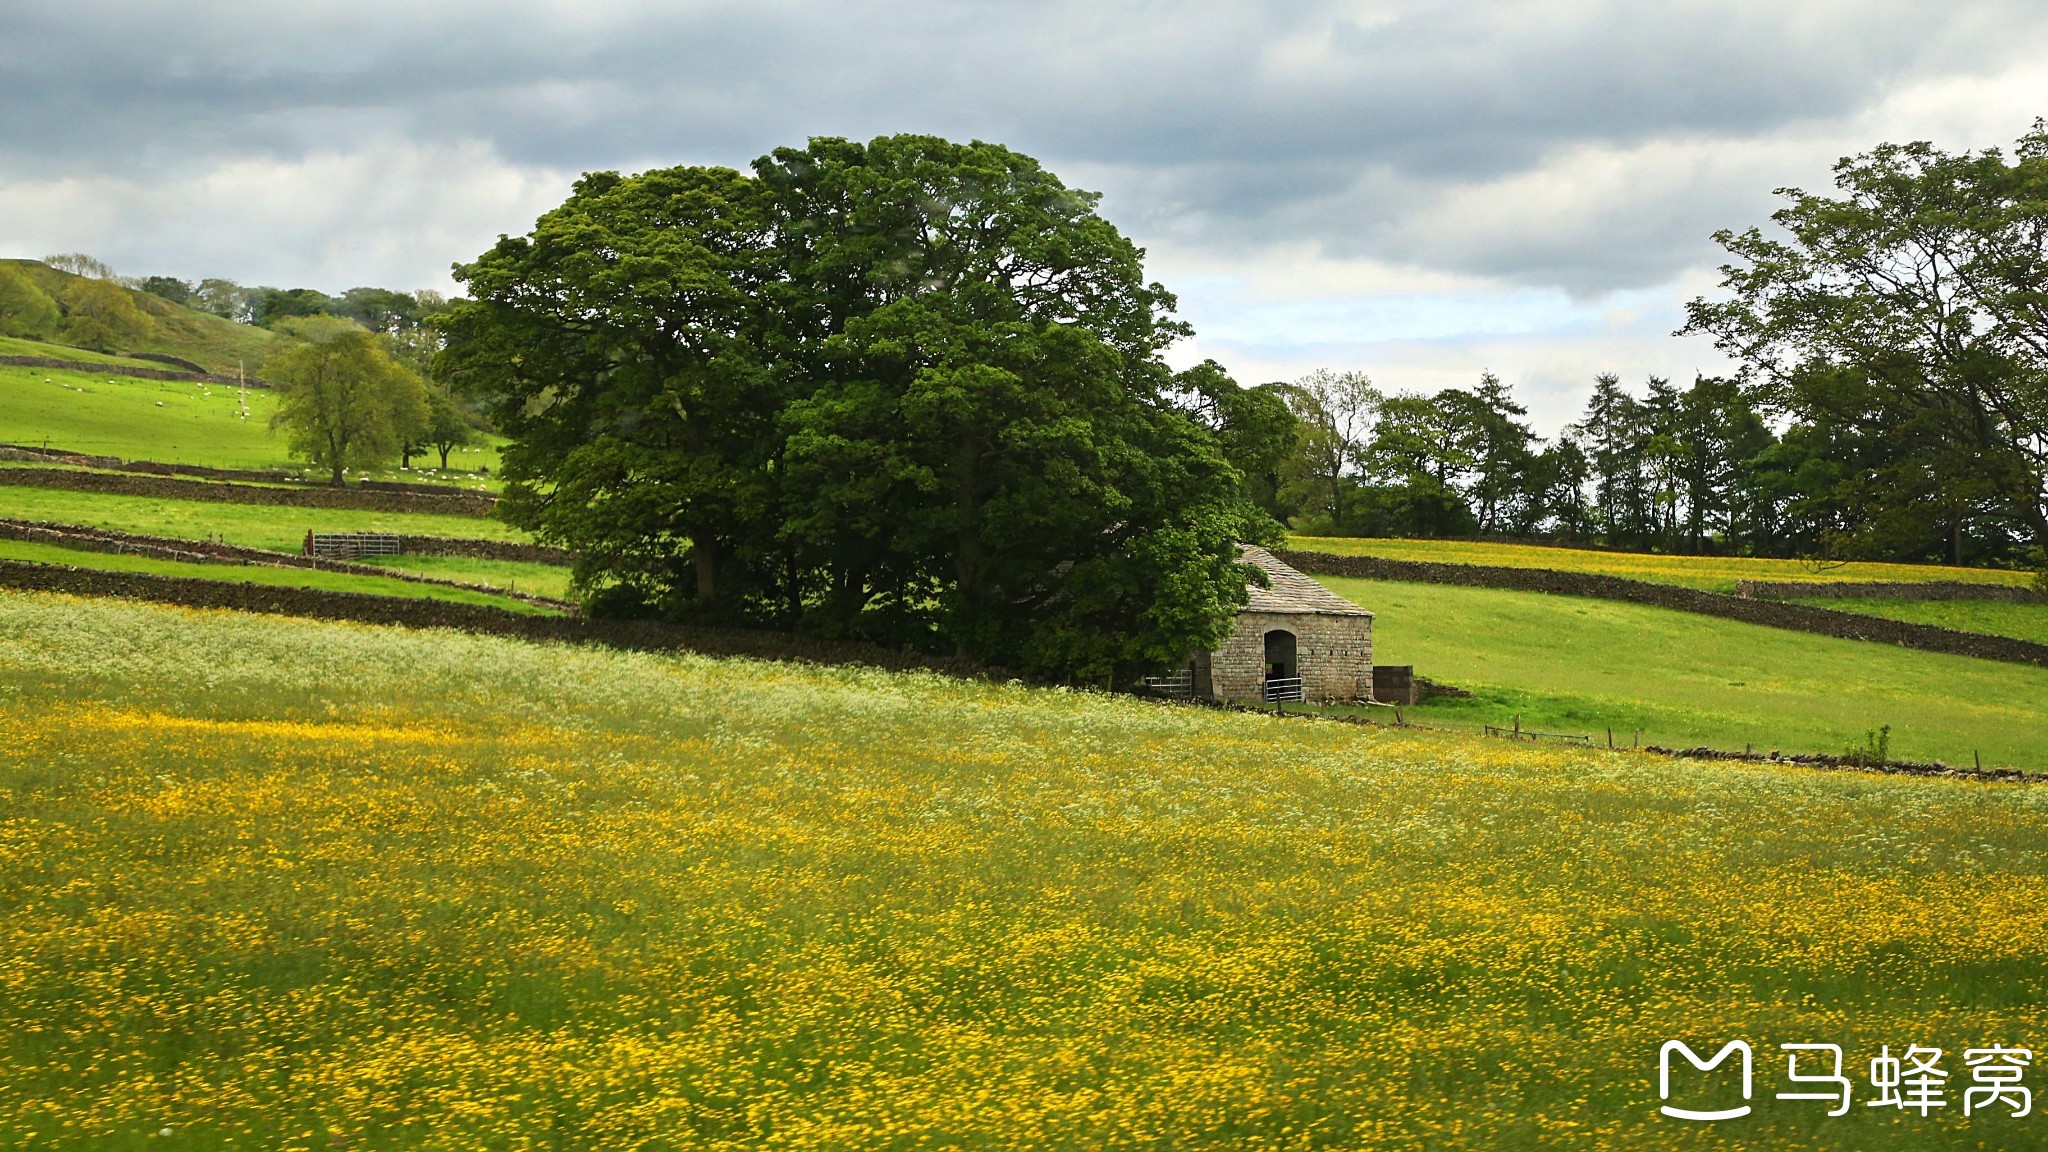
1186,546 -> 1374,703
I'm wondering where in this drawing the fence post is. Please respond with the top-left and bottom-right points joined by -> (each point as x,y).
1606,727 -> 1613,748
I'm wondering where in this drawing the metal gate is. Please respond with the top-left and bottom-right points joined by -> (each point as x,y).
306,532 -> 403,560
1262,676 -> 1304,703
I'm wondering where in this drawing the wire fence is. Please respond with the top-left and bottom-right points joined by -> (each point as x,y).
1483,722 -> 1592,745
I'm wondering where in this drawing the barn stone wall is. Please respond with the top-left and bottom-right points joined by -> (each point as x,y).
1207,610 -> 1373,702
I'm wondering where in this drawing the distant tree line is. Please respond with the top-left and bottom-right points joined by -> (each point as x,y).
1265,362 -> 2041,568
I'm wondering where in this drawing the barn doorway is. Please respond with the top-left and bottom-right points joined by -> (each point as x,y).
1263,629 -> 1302,701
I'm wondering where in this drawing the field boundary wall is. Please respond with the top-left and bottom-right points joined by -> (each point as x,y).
0,558 -> 996,679
1736,578 -> 2043,604
0,354 -> 270,387
0,443 -> 486,493
1273,549 -> 2048,669
0,465 -> 497,516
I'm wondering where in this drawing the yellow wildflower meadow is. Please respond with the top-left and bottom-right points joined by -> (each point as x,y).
1,592 -> 2045,1150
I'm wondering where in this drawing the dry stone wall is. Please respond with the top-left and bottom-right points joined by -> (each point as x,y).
0,354 -> 268,387
1737,579 -> 2043,604
0,558 -> 997,679
0,466 -> 497,516
393,535 -> 577,565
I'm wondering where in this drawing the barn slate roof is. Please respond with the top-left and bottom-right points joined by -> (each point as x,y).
1239,545 -> 1372,616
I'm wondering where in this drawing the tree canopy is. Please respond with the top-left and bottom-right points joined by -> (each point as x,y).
57,277 -> 153,352
0,265 -> 60,339
442,135 -> 1282,680
268,319 -> 430,485
1685,121 -> 2048,557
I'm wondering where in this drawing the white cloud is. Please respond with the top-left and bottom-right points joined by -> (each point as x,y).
0,139 -> 573,290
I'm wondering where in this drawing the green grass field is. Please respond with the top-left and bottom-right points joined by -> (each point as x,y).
368,553 -> 573,599
0,353 -> 504,483
1318,575 -> 2048,768
1,592 -> 2043,1151
0,362 -> 289,469
1793,596 -> 2048,645
0,484 -> 525,548
1291,536 -> 2033,592
0,539 -> 556,614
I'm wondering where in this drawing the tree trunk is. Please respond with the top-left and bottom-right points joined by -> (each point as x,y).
694,542 -> 719,602
955,427 -> 983,655
438,445 -> 452,469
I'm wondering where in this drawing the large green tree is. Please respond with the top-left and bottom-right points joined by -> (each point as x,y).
1684,122 -> 2048,552
443,135 -> 1270,680
268,320 -> 430,484
440,164 -> 779,609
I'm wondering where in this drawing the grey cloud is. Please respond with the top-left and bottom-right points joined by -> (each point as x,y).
5,0 -> 2044,292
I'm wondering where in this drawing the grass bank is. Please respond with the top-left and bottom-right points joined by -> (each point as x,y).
1795,596 -> 2048,646
1321,575 -> 2048,768
0,363 -> 286,469
1,593 -> 2043,1150
0,540 -> 556,614
0,337 -> 173,369
1291,536 -> 2031,593
0,484 -> 530,550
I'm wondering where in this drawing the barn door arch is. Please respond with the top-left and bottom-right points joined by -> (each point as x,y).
1263,628 -> 1302,701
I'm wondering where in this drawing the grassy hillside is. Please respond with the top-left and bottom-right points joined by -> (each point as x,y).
2,592 -> 2044,1150
1291,535 -> 2032,592
0,358 -> 503,480
1320,575 -> 2048,767
3,259 -> 276,373
1790,596 -> 2048,645
0,336 -> 173,370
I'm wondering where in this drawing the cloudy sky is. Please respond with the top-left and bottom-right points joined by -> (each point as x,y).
6,0 -> 2046,430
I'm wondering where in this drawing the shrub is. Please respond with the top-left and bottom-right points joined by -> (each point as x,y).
0,265 -> 60,338
57,277 -> 153,352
